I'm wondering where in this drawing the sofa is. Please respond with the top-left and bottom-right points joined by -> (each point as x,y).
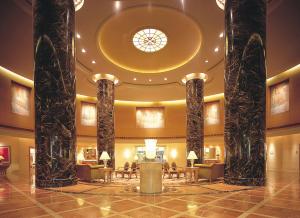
76,164 -> 105,182
194,163 -> 224,182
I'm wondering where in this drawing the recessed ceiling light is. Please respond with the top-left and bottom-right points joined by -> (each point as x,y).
92,60 -> 96,64
164,78 -> 167,81
81,48 -> 86,53
149,79 -> 152,82
205,60 -> 208,63
219,32 -> 224,38
133,78 -> 137,81
76,33 -> 81,39
214,47 -> 219,53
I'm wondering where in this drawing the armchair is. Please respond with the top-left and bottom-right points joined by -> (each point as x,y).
123,162 -> 138,179
76,164 -> 105,182
163,162 -> 170,178
195,163 -> 224,182
169,162 -> 185,179
115,162 -> 130,178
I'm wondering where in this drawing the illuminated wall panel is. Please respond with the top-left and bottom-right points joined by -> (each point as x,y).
204,101 -> 220,125
270,81 -> 289,115
81,102 -> 97,126
136,107 -> 164,128
11,82 -> 30,116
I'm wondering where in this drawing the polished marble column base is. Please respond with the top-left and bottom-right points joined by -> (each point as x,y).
36,178 -> 78,188
224,177 -> 265,186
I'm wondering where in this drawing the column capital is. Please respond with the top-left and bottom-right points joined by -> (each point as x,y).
92,73 -> 119,85
181,73 -> 208,84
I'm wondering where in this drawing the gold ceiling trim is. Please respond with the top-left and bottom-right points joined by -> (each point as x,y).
97,6 -> 202,74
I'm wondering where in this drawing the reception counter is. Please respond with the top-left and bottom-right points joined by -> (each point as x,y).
140,162 -> 162,194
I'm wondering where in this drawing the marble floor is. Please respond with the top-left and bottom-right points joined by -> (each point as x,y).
0,171 -> 300,218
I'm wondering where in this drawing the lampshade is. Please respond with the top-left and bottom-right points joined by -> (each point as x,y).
0,155 -> 4,160
77,151 -> 85,162
187,151 -> 198,160
99,151 -> 111,160
145,139 -> 157,159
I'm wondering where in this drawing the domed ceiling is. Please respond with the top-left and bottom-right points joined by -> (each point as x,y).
0,0 -> 299,101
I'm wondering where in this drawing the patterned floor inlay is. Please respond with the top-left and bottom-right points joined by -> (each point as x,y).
0,171 -> 299,217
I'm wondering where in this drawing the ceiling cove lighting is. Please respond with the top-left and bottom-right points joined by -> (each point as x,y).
216,0 -> 225,10
181,73 -> 208,84
74,0 -> 84,11
132,28 -> 167,53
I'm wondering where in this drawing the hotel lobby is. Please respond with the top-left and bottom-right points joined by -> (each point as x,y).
1,0 -> 300,217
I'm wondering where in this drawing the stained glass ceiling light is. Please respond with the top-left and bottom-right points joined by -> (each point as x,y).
132,28 -> 167,53
216,0 -> 225,10
74,0 -> 84,11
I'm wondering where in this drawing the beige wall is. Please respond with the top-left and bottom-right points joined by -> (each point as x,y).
0,75 -> 34,131
0,135 -> 34,176
1,65 -> 300,138
266,133 -> 300,172
267,69 -> 300,129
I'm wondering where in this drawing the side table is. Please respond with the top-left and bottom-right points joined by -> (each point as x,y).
185,167 -> 198,183
99,167 -> 113,183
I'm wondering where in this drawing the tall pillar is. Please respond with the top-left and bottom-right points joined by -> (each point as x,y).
224,0 -> 266,186
33,0 -> 77,187
94,74 -> 118,169
184,73 -> 207,165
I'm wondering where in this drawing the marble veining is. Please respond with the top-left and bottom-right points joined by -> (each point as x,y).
224,0 -> 266,186
97,80 -> 115,168
186,79 -> 204,164
34,0 -> 77,187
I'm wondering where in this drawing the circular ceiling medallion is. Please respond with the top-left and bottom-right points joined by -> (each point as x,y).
216,0 -> 225,10
74,0 -> 84,11
97,6 -> 202,74
132,28 -> 167,53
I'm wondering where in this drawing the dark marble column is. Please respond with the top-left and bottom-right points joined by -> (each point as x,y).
96,76 -> 117,169
185,74 -> 206,165
33,0 -> 77,187
224,0 -> 266,186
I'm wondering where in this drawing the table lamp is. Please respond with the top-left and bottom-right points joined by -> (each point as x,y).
187,151 -> 198,167
99,151 -> 110,168
77,151 -> 85,164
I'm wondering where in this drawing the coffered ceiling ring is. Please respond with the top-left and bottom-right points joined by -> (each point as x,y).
97,6 -> 202,74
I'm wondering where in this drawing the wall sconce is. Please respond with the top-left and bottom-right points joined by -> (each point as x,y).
170,149 -> 177,159
145,139 -> 157,159
124,149 -> 131,159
